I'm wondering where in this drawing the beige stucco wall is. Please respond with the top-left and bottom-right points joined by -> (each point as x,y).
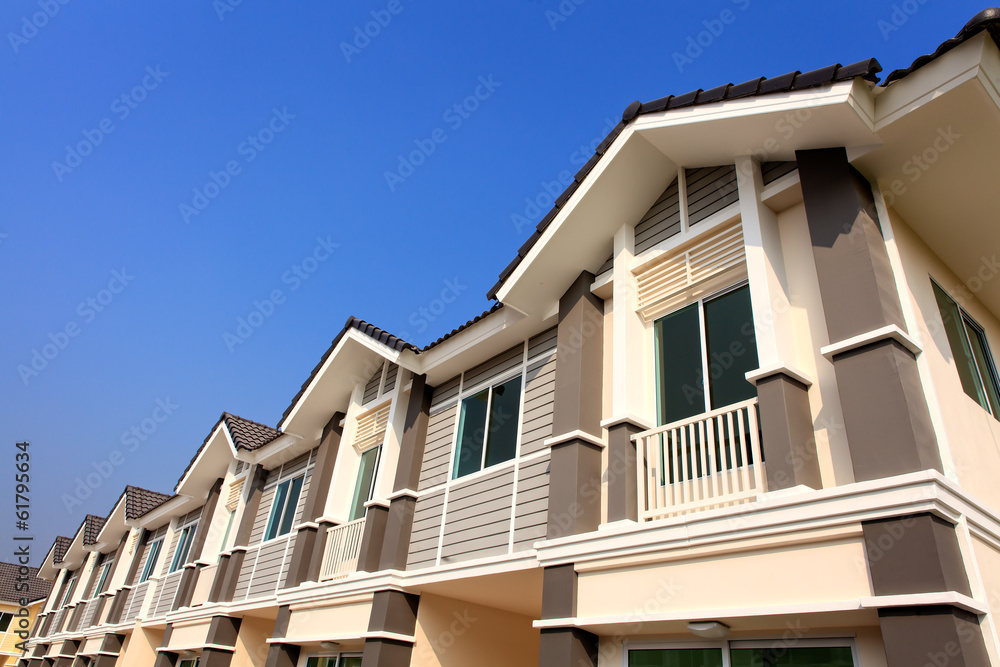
890,207 -> 1000,508
119,624 -> 161,667
578,536 -> 871,618
972,536 -> 1000,662
411,593 -> 538,667
284,599 -> 372,640
230,614 -> 273,667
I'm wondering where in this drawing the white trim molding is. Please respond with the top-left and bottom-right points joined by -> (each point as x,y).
820,324 -> 922,362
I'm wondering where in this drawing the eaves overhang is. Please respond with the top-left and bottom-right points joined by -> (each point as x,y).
136,494 -> 197,532
494,77 -> 881,319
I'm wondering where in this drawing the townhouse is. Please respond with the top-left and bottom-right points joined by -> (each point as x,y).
20,7 -> 1000,666
0,563 -> 51,667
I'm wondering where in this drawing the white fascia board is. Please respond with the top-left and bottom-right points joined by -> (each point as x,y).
93,495 -> 129,549
137,494 -> 194,530
410,305 -> 527,376
494,124 -> 640,305
875,33 -> 993,131
175,422 -> 232,496
244,431 -> 304,467
280,332 -> 352,430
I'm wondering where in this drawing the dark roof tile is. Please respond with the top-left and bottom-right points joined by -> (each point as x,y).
574,153 -> 602,182
123,486 -> 172,520
422,303 -> 505,351
667,89 -> 702,108
0,562 -> 53,604
554,180 -> 580,208
51,536 -> 71,565
698,83 -> 731,105
727,77 -> 764,99
640,95 -> 672,113
885,8 -> 1000,84
758,71 -> 800,94
82,515 -> 106,546
223,413 -> 282,451
792,63 -> 841,89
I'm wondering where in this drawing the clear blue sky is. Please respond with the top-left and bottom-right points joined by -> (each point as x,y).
1,1 -> 988,563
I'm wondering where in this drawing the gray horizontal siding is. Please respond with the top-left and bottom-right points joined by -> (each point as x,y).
123,582 -> 148,623
596,252 -> 614,276
249,486 -> 276,545
246,538 -> 289,599
463,344 -> 523,391
635,177 -> 681,254
363,363 -> 384,404
761,160 -> 797,185
686,165 -> 739,226
521,352 -> 556,457
384,362 -> 399,392
514,455 -> 550,551
419,405 -> 457,490
528,327 -> 558,359
432,375 -> 461,407
233,547 -> 256,600
440,466 -> 515,564
406,489 -> 446,570
152,571 -> 181,617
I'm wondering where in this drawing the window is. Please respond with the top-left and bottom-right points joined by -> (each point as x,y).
654,283 -> 759,425
169,523 -> 198,573
933,280 -> 1000,417
348,446 -> 381,522
629,642 -> 855,666
264,475 -> 304,541
140,539 -> 162,583
61,572 -> 79,606
220,509 -> 236,552
178,659 -> 200,667
306,656 -> 362,667
453,375 -> 523,479
94,558 -> 113,594
0,612 -> 12,632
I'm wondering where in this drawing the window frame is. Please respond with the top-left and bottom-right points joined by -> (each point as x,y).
301,653 -> 363,667
139,538 -> 163,583
625,637 -> 859,667
932,278 -> 1000,418
0,611 -> 12,632
61,571 -> 79,606
264,474 -> 305,542
169,521 -> 199,574
348,443 -> 382,522
94,557 -> 114,594
451,371 -> 524,480
653,280 -> 759,425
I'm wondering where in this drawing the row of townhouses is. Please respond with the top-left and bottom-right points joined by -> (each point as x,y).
20,8 -> 1000,667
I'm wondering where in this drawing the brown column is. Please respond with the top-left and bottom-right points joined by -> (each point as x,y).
88,596 -> 107,629
210,465 -> 267,603
379,375 -> 434,571
606,420 -> 640,523
107,529 -> 148,624
199,616 -> 241,667
90,634 -> 125,667
797,147 -> 941,482
152,623 -> 177,667
357,504 -> 389,573
174,478 -> 224,610
284,412 -> 345,588
547,271 -> 604,539
361,591 -> 419,667
753,372 -> 822,490
862,513 -> 989,665
264,606 -> 299,667
538,565 -> 597,667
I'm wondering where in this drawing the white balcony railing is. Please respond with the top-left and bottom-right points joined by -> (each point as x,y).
319,517 -> 366,581
633,398 -> 765,520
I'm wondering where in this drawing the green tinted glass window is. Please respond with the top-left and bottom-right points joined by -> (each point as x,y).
629,648 -> 724,667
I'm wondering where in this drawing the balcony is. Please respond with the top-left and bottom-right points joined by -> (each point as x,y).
633,398 -> 765,520
319,517 -> 366,581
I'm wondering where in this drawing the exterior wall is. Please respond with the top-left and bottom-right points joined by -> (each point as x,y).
229,614 -> 271,667
407,331 -> 557,569
1,601 -> 43,666
118,623 -> 162,667
410,594 -> 538,667
576,535 -> 872,619
234,450 -> 315,601
890,207 -> 1000,507
971,536 -> 1000,661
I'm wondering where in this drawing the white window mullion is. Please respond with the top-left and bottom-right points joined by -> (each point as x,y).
481,386 -> 494,471
698,298 -> 711,413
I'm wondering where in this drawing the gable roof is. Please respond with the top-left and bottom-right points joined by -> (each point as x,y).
485,57 -> 882,301
82,515 -> 106,546
123,485 -> 172,520
223,413 -> 282,451
0,562 -> 53,604
51,536 -> 72,564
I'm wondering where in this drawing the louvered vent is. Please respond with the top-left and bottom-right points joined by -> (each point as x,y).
635,224 -> 746,320
225,478 -> 246,511
354,402 -> 391,450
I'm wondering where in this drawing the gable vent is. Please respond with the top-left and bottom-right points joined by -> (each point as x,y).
636,223 -> 746,320
354,401 -> 391,450
225,478 -> 246,511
